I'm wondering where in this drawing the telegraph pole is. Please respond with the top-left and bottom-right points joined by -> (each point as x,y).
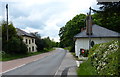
6,4 -> 8,41
89,7 -> 92,51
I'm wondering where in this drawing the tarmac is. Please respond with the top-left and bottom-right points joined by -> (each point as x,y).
55,50 -> 78,77
1,49 -> 79,77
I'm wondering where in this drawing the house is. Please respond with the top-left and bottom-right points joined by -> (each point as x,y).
74,14 -> 120,58
16,28 -> 37,52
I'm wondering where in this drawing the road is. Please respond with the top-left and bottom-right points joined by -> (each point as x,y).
2,48 -> 66,76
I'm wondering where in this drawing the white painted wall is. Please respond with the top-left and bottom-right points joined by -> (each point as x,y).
75,37 -> 119,57
23,36 -> 37,52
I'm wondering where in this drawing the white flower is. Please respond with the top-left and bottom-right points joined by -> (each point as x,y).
102,62 -> 106,66
97,66 -> 100,70
95,58 -> 98,60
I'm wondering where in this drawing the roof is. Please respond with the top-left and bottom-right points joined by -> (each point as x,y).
74,24 -> 120,38
16,28 -> 35,38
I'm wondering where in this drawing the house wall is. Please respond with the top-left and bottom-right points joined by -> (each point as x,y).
23,36 -> 37,52
75,37 -> 119,57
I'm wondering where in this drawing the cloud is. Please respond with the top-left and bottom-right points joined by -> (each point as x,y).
0,0 -> 98,42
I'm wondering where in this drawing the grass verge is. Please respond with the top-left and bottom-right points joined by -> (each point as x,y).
0,48 -> 55,61
63,47 -> 71,51
77,58 -> 97,76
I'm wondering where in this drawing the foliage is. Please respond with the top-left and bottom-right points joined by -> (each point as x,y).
59,14 -> 86,51
7,36 -> 28,54
89,40 -> 120,75
77,58 -> 97,76
59,2 -> 120,53
30,32 -> 45,51
31,32 -> 58,52
92,2 -> 120,33
1,21 -> 28,54
43,37 -> 57,48
63,47 -> 71,51
77,40 -> 119,76
1,48 -> 55,61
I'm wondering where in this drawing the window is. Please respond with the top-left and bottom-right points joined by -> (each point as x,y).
32,39 -> 34,43
32,46 -> 34,51
29,47 -> 31,52
26,39 -> 27,44
29,40 -> 31,44
91,41 -> 95,47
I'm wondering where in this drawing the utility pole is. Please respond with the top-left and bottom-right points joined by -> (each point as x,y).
88,7 -> 92,51
6,4 -> 8,41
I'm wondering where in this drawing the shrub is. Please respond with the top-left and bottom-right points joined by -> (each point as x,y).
89,40 -> 119,75
69,46 -> 75,52
77,40 -> 120,75
1,21 -> 28,54
7,36 -> 28,54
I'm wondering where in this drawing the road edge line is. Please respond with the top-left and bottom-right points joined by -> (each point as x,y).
0,64 -> 26,75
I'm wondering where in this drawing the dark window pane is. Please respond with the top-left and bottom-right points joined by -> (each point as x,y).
29,40 -> 31,44
32,46 -> 34,51
26,39 -> 27,44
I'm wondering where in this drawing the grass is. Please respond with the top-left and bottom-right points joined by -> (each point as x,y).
63,47 -> 71,51
0,48 -> 55,61
77,58 -> 98,76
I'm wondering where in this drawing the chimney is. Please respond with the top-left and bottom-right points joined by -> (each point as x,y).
86,7 -> 92,35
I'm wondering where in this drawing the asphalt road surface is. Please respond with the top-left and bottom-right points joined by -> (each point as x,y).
3,48 -> 66,76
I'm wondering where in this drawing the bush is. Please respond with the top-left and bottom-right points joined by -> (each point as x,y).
89,40 -> 120,75
69,46 -> 75,52
77,40 -> 119,76
1,21 -> 28,54
7,37 -> 28,54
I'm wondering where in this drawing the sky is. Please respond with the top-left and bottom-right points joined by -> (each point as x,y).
0,0 -> 99,42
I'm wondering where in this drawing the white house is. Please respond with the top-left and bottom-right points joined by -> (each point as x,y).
74,14 -> 120,58
16,28 -> 37,52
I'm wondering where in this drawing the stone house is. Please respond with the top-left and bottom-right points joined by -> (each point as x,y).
16,28 -> 37,52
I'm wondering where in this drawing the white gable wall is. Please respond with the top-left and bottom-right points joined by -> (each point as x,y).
75,37 -> 119,57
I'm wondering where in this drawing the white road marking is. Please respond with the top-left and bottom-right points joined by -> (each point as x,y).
0,64 -> 26,75
54,62 -> 62,76
54,52 -> 66,77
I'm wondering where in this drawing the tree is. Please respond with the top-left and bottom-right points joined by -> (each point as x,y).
31,32 -> 58,52
92,2 -> 120,33
1,21 -> 28,54
7,36 -> 28,54
30,32 -> 45,51
59,14 -> 86,51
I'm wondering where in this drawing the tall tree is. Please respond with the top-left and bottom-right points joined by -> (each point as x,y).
59,14 -> 86,51
1,21 -> 28,54
92,2 -> 120,33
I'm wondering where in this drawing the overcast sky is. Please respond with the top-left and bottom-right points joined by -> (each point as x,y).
0,0 -> 99,42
